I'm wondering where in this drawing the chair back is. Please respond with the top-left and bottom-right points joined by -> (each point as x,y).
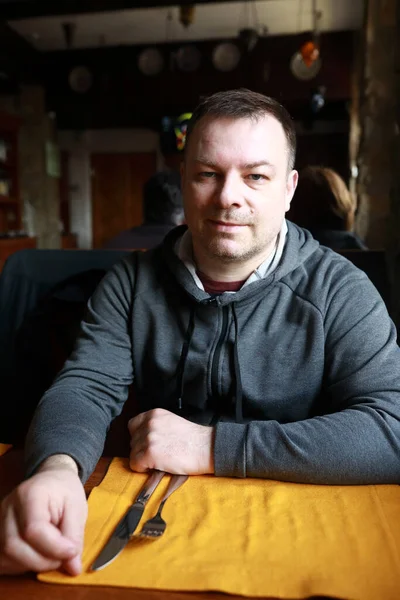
0,249 -> 130,443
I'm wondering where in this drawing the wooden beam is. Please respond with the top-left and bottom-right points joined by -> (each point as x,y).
1,0 -> 267,21
0,22 -> 39,56
0,22 -> 42,83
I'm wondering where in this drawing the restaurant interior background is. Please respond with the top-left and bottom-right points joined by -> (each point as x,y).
0,0 -> 399,319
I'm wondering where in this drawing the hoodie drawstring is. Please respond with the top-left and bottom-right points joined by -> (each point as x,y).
176,302 -> 243,423
232,304 -> 243,423
176,308 -> 196,410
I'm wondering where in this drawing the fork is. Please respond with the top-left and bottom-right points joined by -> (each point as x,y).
138,474 -> 188,539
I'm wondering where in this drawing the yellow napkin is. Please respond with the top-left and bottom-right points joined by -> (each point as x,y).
0,443 -> 12,457
39,457 -> 400,599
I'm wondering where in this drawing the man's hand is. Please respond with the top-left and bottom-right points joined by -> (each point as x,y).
128,408 -> 215,475
0,455 -> 87,576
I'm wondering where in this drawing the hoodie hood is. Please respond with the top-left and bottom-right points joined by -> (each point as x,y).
159,221 -> 319,306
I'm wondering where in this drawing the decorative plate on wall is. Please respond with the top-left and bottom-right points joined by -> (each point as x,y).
138,47 -> 164,76
175,45 -> 202,72
68,66 -> 93,93
212,42 -> 241,72
290,51 -> 321,81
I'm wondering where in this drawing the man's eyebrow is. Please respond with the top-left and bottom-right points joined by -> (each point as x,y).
242,161 -> 276,170
193,158 -> 218,168
193,158 -> 276,170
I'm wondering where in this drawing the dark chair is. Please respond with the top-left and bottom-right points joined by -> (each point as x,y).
0,248 -> 133,447
338,250 -> 391,314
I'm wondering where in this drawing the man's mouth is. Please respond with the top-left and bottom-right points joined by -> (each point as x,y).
207,219 -> 248,232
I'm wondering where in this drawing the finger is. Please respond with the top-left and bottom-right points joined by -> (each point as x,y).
0,552 -> 61,576
128,411 -> 148,435
62,554 -> 82,576
58,496 -> 87,575
129,449 -> 150,473
60,495 -> 87,548
1,503 -> 64,574
23,522 -> 78,560
129,429 -> 148,450
15,489 -> 78,560
129,432 -> 149,456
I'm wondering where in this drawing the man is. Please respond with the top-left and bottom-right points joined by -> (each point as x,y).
103,170 -> 184,249
1,88 -> 400,576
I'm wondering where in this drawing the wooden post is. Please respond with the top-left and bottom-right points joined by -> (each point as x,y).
388,1 -> 400,327
350,0 -> 400,326
351,0 -> 398,248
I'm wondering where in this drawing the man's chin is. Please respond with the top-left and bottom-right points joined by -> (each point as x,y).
206,241 -> 247,261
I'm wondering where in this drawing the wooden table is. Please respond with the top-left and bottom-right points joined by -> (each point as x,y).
0,450 -> 332,600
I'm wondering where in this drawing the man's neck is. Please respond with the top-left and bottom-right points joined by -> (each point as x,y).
192,241 -> 277,282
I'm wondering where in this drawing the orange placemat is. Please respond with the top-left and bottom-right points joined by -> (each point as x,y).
0,444 -> 12,457
39,457 -> 400,599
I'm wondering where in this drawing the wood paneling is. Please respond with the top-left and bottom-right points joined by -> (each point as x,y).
91,152 -> 156,248
61,233 -> 77,248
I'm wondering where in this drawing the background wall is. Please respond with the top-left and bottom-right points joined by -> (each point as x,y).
0,85 -> 62,248
58,128 -> 161,248
43,31 -> 354,129
0,28 -> 356,249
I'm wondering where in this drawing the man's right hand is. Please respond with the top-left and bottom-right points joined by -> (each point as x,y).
0,455 -> 88,576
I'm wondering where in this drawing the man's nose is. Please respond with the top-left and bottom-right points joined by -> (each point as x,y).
215,174 -> 243,208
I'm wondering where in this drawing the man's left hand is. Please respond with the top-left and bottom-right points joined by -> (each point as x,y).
128,409 -> 215,475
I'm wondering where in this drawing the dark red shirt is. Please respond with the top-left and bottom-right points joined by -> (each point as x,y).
196,270 -> 246,295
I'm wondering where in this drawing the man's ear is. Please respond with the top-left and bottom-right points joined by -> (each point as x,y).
285,170 -> 298,212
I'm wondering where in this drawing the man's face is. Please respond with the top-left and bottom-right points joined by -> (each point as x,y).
181,115 -> 298,267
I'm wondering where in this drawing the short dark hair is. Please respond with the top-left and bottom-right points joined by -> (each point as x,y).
288,166 -> 356,231
184,88 -> 296,170
143,171 -> 184,226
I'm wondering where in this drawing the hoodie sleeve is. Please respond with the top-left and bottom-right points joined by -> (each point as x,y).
214,274 -> 400,484
24,257 -> 135,483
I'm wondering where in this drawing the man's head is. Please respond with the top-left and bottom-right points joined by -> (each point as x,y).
184,88 -> 296,172
181,89 -> 298,276
143,171 -> 184,226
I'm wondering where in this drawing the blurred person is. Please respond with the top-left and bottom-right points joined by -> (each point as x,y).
104,170 -> 184,249
287,165 -> 367,250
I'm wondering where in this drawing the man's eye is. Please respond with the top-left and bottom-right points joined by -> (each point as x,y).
247,174 -> 265,181
199,172 -> 216,179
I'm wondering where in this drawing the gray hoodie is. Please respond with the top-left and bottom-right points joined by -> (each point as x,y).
26,222 -> 400,484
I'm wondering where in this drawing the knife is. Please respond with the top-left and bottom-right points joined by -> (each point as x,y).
90,469 -> 165,571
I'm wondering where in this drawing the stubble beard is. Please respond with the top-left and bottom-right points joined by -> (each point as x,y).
201,229 -> 277,264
